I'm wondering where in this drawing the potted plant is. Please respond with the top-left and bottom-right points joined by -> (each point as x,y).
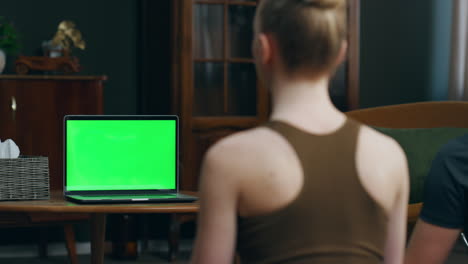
0,17 -> 20,73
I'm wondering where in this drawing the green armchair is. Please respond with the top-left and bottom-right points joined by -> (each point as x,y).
346,101 -> 468,223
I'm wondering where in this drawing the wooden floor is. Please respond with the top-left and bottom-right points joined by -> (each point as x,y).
1,252 -> 190,264
1,238 -> 468,264
0,239 -> 192,264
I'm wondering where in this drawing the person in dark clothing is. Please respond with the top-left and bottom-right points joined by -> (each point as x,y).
406,134 -> 468,264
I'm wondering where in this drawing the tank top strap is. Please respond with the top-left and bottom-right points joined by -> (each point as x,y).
262,118 -> 363,187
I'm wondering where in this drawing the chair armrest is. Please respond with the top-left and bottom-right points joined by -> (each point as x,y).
408,203 -> 422,224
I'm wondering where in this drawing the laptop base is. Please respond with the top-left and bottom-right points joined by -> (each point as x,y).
66,193 -> 197,204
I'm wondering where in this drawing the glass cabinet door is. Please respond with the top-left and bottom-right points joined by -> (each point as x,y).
192,0 -> 258,117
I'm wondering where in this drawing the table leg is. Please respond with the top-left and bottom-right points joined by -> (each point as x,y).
64,223 -> 79,264
90,213 -> 107,264
169,213 -> 181,261
168,213 -> 197,261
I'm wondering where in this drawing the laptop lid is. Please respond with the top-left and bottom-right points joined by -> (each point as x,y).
63,115 -> 178,196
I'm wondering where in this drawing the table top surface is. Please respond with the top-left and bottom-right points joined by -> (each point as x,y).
0,191 -> 199,214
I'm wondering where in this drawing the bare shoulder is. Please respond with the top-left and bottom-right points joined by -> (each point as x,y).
204,127 -> 282,167
200,126 -> 287,186
358,125 -> 407,171
356,125 -> 409,212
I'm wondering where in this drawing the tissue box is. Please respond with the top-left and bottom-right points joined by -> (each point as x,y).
0,156 -> 50,201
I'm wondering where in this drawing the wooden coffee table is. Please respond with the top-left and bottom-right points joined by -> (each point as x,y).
0,191 -> 199,264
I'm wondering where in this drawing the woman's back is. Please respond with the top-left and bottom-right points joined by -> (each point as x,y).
190,0 -> 408,263
235,117 -> 402,263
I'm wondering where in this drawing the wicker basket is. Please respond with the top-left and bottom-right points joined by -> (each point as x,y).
0,156 -> 50,201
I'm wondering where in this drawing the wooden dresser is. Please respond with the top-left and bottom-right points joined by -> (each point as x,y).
0,75 -> 106,191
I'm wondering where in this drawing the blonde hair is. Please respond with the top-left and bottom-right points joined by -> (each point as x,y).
256,0 -> 347,76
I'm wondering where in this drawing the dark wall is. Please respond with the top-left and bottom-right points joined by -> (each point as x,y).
360,0 -> 453,108
2,0 -> 139,114
360,0 -> 434,108
138,0 -> 173,115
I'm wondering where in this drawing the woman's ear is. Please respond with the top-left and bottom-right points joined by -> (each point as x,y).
257,33 -> 273,65
334,40 -> 348,66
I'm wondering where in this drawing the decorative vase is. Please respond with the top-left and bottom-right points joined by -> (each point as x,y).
0,49 -> 5,74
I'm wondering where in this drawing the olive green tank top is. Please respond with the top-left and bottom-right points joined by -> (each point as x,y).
237,118 -> 388,264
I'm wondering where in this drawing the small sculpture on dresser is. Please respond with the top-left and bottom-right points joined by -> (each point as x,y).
15,20 -> 85,75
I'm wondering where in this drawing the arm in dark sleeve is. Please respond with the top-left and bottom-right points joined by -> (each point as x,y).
419,136 -> 468,229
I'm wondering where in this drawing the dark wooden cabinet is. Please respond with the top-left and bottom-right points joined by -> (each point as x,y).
171,0 -> 361,191
172,0 -> 268,190
0,75 -> 106,191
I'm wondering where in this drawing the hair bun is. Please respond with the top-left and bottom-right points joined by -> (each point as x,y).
301,0 -> 344,9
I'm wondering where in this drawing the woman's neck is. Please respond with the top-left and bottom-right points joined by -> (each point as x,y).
270,75 -> 346,133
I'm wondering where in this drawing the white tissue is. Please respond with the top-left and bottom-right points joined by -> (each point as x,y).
0,139 -> 20,158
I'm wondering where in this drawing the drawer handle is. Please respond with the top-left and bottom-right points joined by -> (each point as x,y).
11,96 -> 17,112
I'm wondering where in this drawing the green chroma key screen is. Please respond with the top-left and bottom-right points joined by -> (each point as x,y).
66,120 -> 176,191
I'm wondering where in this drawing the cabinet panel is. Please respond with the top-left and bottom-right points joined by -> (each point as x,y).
15,81 -> 58,159
228,4 -> 256,59
0,84 -> 16,140
0,76 -> 105,191
193,4 -> 224,59
193,62 -> 225,116
227,63 -> 257,115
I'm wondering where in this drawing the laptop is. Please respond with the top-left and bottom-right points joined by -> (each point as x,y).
63,115 -> 197,204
